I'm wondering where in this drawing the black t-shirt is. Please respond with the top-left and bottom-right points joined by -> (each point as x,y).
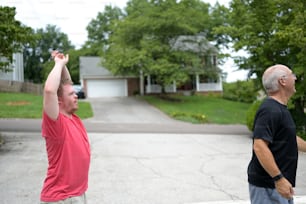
247,97 -> 298,188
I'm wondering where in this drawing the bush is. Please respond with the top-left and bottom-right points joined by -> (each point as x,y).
290,108 -> 306,139
246,100 -> 263,131
223,80 -> 259,103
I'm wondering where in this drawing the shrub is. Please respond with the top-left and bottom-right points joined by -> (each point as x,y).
246,100 -> 263,131
223,80 -> 259,103
290,108 -> 306,139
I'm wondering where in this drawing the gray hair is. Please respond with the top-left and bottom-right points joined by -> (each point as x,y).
262,65 -> 287,94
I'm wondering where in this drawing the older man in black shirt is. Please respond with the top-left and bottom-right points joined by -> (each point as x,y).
247,64 -> 306,204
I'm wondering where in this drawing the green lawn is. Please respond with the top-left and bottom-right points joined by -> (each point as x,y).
141,95 -> 251,124
0,92 -> 93,119
0,92 -> 251,124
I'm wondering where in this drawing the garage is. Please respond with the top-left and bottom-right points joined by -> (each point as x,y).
87,79 -> 127,98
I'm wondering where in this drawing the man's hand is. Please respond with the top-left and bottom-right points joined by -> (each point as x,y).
51,50 -> 61,59
275,177 -> 294,199
51,50 -> 69,65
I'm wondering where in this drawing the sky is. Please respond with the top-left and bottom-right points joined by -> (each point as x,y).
2,0 -> 249,82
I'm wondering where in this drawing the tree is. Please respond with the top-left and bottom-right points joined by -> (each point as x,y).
0,6 -> 34,71
41,48 -> 81,84
84,5 -> 124,55
103,0 -> 222,90
215,0 -> 305,136
24,25 -> 74,83
207,3 -> 231,48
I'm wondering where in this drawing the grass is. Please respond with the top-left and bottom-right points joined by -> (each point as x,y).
0,92 -> 251,125
141,95 -> 251,124
0,92 -> 93,119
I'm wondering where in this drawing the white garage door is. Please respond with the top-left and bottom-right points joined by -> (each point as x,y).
87,79 -> 127,98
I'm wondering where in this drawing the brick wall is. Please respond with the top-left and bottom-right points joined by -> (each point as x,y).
127,78 -> 140,96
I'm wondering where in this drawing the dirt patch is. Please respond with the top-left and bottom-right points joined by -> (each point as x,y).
6,101 -> 31,106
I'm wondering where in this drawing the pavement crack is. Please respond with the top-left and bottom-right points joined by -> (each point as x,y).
135,158 -> 164,178
135,157 -> 222,192
199,155 -> 243,200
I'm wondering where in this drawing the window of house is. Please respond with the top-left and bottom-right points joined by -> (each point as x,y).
199,74 -> 218,83
201,55 -> 217,67
213,55 -> 217,66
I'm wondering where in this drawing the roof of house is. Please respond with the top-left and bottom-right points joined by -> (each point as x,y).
79,56 -> 136,79
80,56 -> 113,77
170,35 -> 218,54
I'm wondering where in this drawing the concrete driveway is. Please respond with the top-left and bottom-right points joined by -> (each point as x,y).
85,97 -> 177,124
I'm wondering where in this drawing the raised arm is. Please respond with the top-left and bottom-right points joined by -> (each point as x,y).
43,51 -> 69,120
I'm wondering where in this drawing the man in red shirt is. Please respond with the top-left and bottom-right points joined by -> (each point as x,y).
40,51 -> 91,203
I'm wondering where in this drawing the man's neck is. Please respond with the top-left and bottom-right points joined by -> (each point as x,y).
268,94 -> 289,105
60,110 -> 73,118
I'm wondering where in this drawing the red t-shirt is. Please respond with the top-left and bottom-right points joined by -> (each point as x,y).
40,112 -> 91,202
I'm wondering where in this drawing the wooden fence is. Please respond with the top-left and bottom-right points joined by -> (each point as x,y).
0,80 -> 43,95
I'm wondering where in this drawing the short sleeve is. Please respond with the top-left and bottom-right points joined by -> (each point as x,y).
42,111 -> 62,139
253,106 -> 281,143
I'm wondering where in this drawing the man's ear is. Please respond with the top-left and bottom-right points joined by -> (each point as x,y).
58,96 -> 63,105
279,77 -> 286,86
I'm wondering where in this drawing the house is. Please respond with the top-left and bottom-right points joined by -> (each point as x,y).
145,35 -> 222,95
79,56 -> 139,98
0,53 -> 24,82
0,53 -> 42,94
80,35 -> 222,98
